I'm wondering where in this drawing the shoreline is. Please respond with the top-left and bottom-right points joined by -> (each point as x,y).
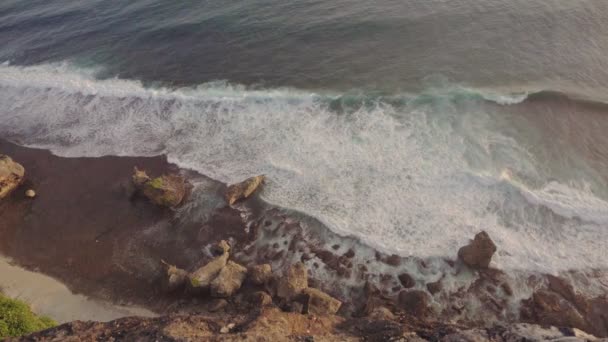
1,137 -> 607,339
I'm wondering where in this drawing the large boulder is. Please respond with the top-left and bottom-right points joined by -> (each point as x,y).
189,241 -> 230,288
276,262 -> 308,301
0,155 -> 25,199
210,261 -> 248,298
457,231 -> 497,269
225,175 -> 265,205
132,167 -> 187,207
249,264 -> 272,285
302,288 -> 342,315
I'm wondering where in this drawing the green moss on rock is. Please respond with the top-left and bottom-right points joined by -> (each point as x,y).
0,293 -> 56,339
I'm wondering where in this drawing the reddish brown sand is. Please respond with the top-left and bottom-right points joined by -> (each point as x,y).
0,139 -> 250,312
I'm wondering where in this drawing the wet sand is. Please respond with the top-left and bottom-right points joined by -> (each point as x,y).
0,256 -> 155,323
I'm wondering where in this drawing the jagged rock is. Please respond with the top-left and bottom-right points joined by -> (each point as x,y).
277,262 -> 308,301
161,260 -> 188,292
0,155 -> 25,199
189,241 -> 230,288
219,323 -> 235,334
398,273 -> 415,288
398,290 -> 431,316
522,290 -> 590,333
302,288 -> 342,315
457,231 -> 497,269
249,264 -> 272,285
25,189 -> 36,198
132,167 -> 187,207
225,175 -> 265,205
210,261 -> 248,298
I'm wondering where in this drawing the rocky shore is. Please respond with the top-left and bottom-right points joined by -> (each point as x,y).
1,138 -> 607,341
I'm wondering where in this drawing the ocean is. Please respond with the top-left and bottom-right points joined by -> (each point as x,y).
1,0 -> 607,274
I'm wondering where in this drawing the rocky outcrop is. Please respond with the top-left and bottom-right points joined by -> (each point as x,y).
225,175 -> 265,205
210,261 -> 248,298
132,167 -> 187,207
189,241 -> 230,288
521,275 -> 608,338
0,155 -> 25,199
249,264 -> 272,285
457,231 -> 497,269
302,287 -> 342,315
276,262 -> 308,301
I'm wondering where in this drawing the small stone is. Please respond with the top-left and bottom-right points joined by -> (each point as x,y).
210,261 -> 248,298
302,288 -> 342,315
220,323 -> 235,334
207,299 -> 228,312
398,273 -> 416,288
189,240 -> 230,288
426,280 -> 443,295
25,189 -> 36,198
277,262 -> 308,301
385,254 -> 401,266
251,291 -> 273,306
369,306 -> 396,321
249,264 -> 272,285
398,290 -> 431,316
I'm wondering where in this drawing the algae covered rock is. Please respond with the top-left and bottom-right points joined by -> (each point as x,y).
210,261 -> 248,298
457,231 -> 497,269
132,167 -> 187,207
0,155 -> 25,200
225,175 -> 265,205
189,241 -> 230,288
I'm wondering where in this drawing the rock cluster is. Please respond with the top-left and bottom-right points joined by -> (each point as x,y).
132,167 -> 187,207
0,155 -> 25,200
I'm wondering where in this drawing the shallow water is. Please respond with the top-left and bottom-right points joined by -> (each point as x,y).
0,256 -> 156,323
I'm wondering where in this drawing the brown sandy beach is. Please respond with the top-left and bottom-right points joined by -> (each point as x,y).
1,138 -> 608,341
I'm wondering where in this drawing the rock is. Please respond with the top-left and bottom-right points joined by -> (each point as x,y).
398,273 -> 416,288
210,261 -> 248,298
132,167 -> 187,207
251,291 -> 273,306
161,260 -> 188,292
522,290 -> 590,333
398,290 -> 431,316
0,155 -> 25,199
207,299 -> 228,312
302,288 -> 342,315
276,262 -> 308,301
457,231 -> 497,269
189,241 -> 230,288
426,280 -> 443,295
369,306 -> 396,321
220,323 -> 235,334
25,189 -> 36,198
249,264 -> 272,285
225,175 -> 265,205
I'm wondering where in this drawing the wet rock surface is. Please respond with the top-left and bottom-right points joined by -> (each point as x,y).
457,231 -> 497,269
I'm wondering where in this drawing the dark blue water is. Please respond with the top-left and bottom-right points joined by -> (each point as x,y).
2,0 -> 608,93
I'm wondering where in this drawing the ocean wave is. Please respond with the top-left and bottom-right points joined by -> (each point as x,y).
1,62 -> 607,273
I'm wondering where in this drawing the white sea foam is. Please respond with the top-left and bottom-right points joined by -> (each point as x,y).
1,63 -> 607,273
